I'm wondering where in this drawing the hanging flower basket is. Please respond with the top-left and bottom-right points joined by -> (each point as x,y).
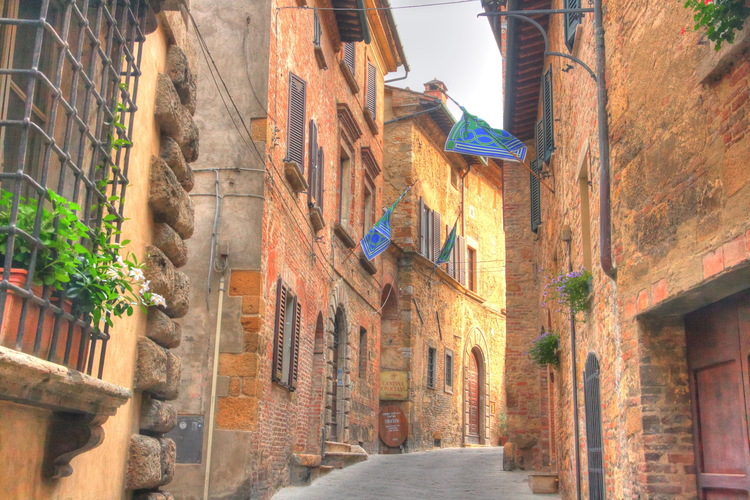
546,269 -> 593,317
528,330 -> 560,370
684,0 -> 750,50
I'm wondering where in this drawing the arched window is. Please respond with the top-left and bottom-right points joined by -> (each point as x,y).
584,353 -> 605,499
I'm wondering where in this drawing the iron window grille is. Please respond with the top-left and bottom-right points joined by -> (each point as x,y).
427,346 -> 436,388
0,0 -> 149,378
584,353 -> 606,500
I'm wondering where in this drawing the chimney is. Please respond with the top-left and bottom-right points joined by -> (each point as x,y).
424,79 -> 448,104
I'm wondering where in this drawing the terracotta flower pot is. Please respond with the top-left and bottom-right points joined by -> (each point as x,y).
499,436 -> 509,446
0,268 -> 88,370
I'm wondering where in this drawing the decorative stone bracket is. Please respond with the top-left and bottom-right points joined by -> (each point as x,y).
0,347 -> 131,478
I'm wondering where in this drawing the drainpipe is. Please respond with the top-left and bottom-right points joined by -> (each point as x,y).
562,227 -> 582,500
594,0 -> 616,280
203,271 -> 226,500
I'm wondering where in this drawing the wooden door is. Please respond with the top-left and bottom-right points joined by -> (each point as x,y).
330,327 -> 339,440
685,290 -> 750,499
468,351 -> 480,438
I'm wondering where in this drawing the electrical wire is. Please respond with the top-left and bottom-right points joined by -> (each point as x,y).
277,0 -> 478,11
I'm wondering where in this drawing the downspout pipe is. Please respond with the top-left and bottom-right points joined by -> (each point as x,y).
594,0 -> 616,280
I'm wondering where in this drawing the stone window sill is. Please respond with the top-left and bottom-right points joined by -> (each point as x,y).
314,46 -> 328,70
339,60 -> 359,94
697,23 -> 750,83
358,253 -> 377,275
0,346 -> 131,477
334,222 -> 357,249
363,107 -> 378,135
309,205 -> 325,232
284,161 -> 308,193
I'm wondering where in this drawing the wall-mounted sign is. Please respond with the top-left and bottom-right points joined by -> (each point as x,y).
379,405 -> 408,447
380,370 -> 408,400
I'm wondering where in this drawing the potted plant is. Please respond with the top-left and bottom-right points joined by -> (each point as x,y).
498,412 -> 509,446
528,329 -> 560,370
546,269 -> 592,319
684,0 -> 750,50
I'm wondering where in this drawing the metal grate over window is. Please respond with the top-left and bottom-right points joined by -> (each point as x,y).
584,353 -> 606,500
0,0 -> 150,378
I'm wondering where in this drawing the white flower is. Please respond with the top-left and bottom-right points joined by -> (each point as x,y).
150,293 -> 167,308
129,267 -> 145,282
105,266 -> 120,280
116,254 -> 125,268
139,280 -> 151,295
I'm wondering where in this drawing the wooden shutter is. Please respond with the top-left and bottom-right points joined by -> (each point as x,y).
457,235 -> 467,286
289,299 -> 302,388
420,198 -> 428,256
530,159 -> 542,233
542,68 -> 554,163
317,147 -> 324,210
564,0 -> 581,50
272,278 -> 288,382
343,42 -> 355,75
432,211 -> 442,262
366,62 -> 377,118
446,224 -> 454,276
308,120 -> 318,204
287,73 -> 306,169
313,10 -> 322,47
536,119 -> 545,166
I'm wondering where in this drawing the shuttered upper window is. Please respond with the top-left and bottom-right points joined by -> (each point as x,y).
313,10 -> 322,48
564,0 -> 582,51
427,346 -> 437,389
286,73 -> 306,169
419,198 -> 466,284
542,68 -> 554,163
272,278 -> 302,390
307,120 -> 324,209
343,42 -> 355,75
366,62 -> 377,119
530,157 -> 542,233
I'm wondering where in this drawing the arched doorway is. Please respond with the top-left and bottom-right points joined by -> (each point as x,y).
464,346 -> 487,445
331,307 -> 347,441
306,313 -> 326,451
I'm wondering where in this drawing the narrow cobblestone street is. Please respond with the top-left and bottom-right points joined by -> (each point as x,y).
273,447 -> 560,500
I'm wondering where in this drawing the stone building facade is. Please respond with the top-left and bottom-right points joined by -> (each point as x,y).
490,0 -> 750,498
168,0 -> 407,498
381,84 -> 508,452
0,1 -> 197,498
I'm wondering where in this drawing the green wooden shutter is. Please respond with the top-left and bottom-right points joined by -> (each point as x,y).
530,159 -> 542,233
536,119 -> 545,166
542,68 -> 554,163
272,278 -> 288,382
564,0 -> 582,51
287,73 -> 306,169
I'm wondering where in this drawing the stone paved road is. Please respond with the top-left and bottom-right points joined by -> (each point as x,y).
273,447 -> 560,500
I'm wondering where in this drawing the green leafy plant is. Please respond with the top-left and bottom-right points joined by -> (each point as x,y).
528,330 -> 560,369
498,412 -> 508,436
684,0 -> 750,50
0,189 -> 90,288
546,269 -> 592,316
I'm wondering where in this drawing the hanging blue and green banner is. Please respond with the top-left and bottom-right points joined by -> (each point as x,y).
360,183 -> 414,261
436,222 -> 457,265
445,109 -> 527,163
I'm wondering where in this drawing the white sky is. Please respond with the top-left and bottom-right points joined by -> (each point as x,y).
387,0 -> 504,128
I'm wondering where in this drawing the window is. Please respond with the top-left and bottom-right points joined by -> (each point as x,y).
313,10 -> 322,48
273,278 -> 302,389
445,349 -> 454,391
419,198 -> 441,261
363,179 -> 374,236
542,67 -> 554,162
0,0 -> 146,376
286,73 -> 306,169
564,0 -> 582,51
307,120 -> 324,209
530,120 -> 543,233
366,62 -> 377,118
359,327 -> 367,378
339,146 -> 352,226
427,346 -> 437,389
457,235 -> 467,287
343,42 -> 355,75
578,152 -> 592,270
467,245 -> 477,293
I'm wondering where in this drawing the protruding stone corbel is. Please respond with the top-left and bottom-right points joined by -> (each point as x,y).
43,412 -> 109,478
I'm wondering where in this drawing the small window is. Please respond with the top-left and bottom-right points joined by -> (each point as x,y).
366,62 -> 377,119
273,278 -> 302,389
286,73 -> 307,169
363,180 -> 374,236
418,198 -> 442,262
564,0 -> 582,51
542,68 -> 554,162
427,346 -> 437,389
445,349 -> 454,391
359,327 -> 367,378
467,246 -> 477,293
313,10 -> 322,48
578,152 -> 592,270
343,42 -> 355,75
339,146 -> 352,226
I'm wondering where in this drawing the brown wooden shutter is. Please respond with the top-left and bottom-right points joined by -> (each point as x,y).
313,10 -> 322,47
308,120 -> 318,204
366,62 -> 377,118
290,298 -> 302,388
287,73 -> 306,169
420,198 -> 428,256
457,236 -> 467,286
272,278 -> 288,382
432,211 -> 442,262
317,147 -> 325,210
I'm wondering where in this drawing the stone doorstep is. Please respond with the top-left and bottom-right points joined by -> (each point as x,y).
322,443 -> 368,470
528,473 -> 559,494
323,440 -> 351,453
